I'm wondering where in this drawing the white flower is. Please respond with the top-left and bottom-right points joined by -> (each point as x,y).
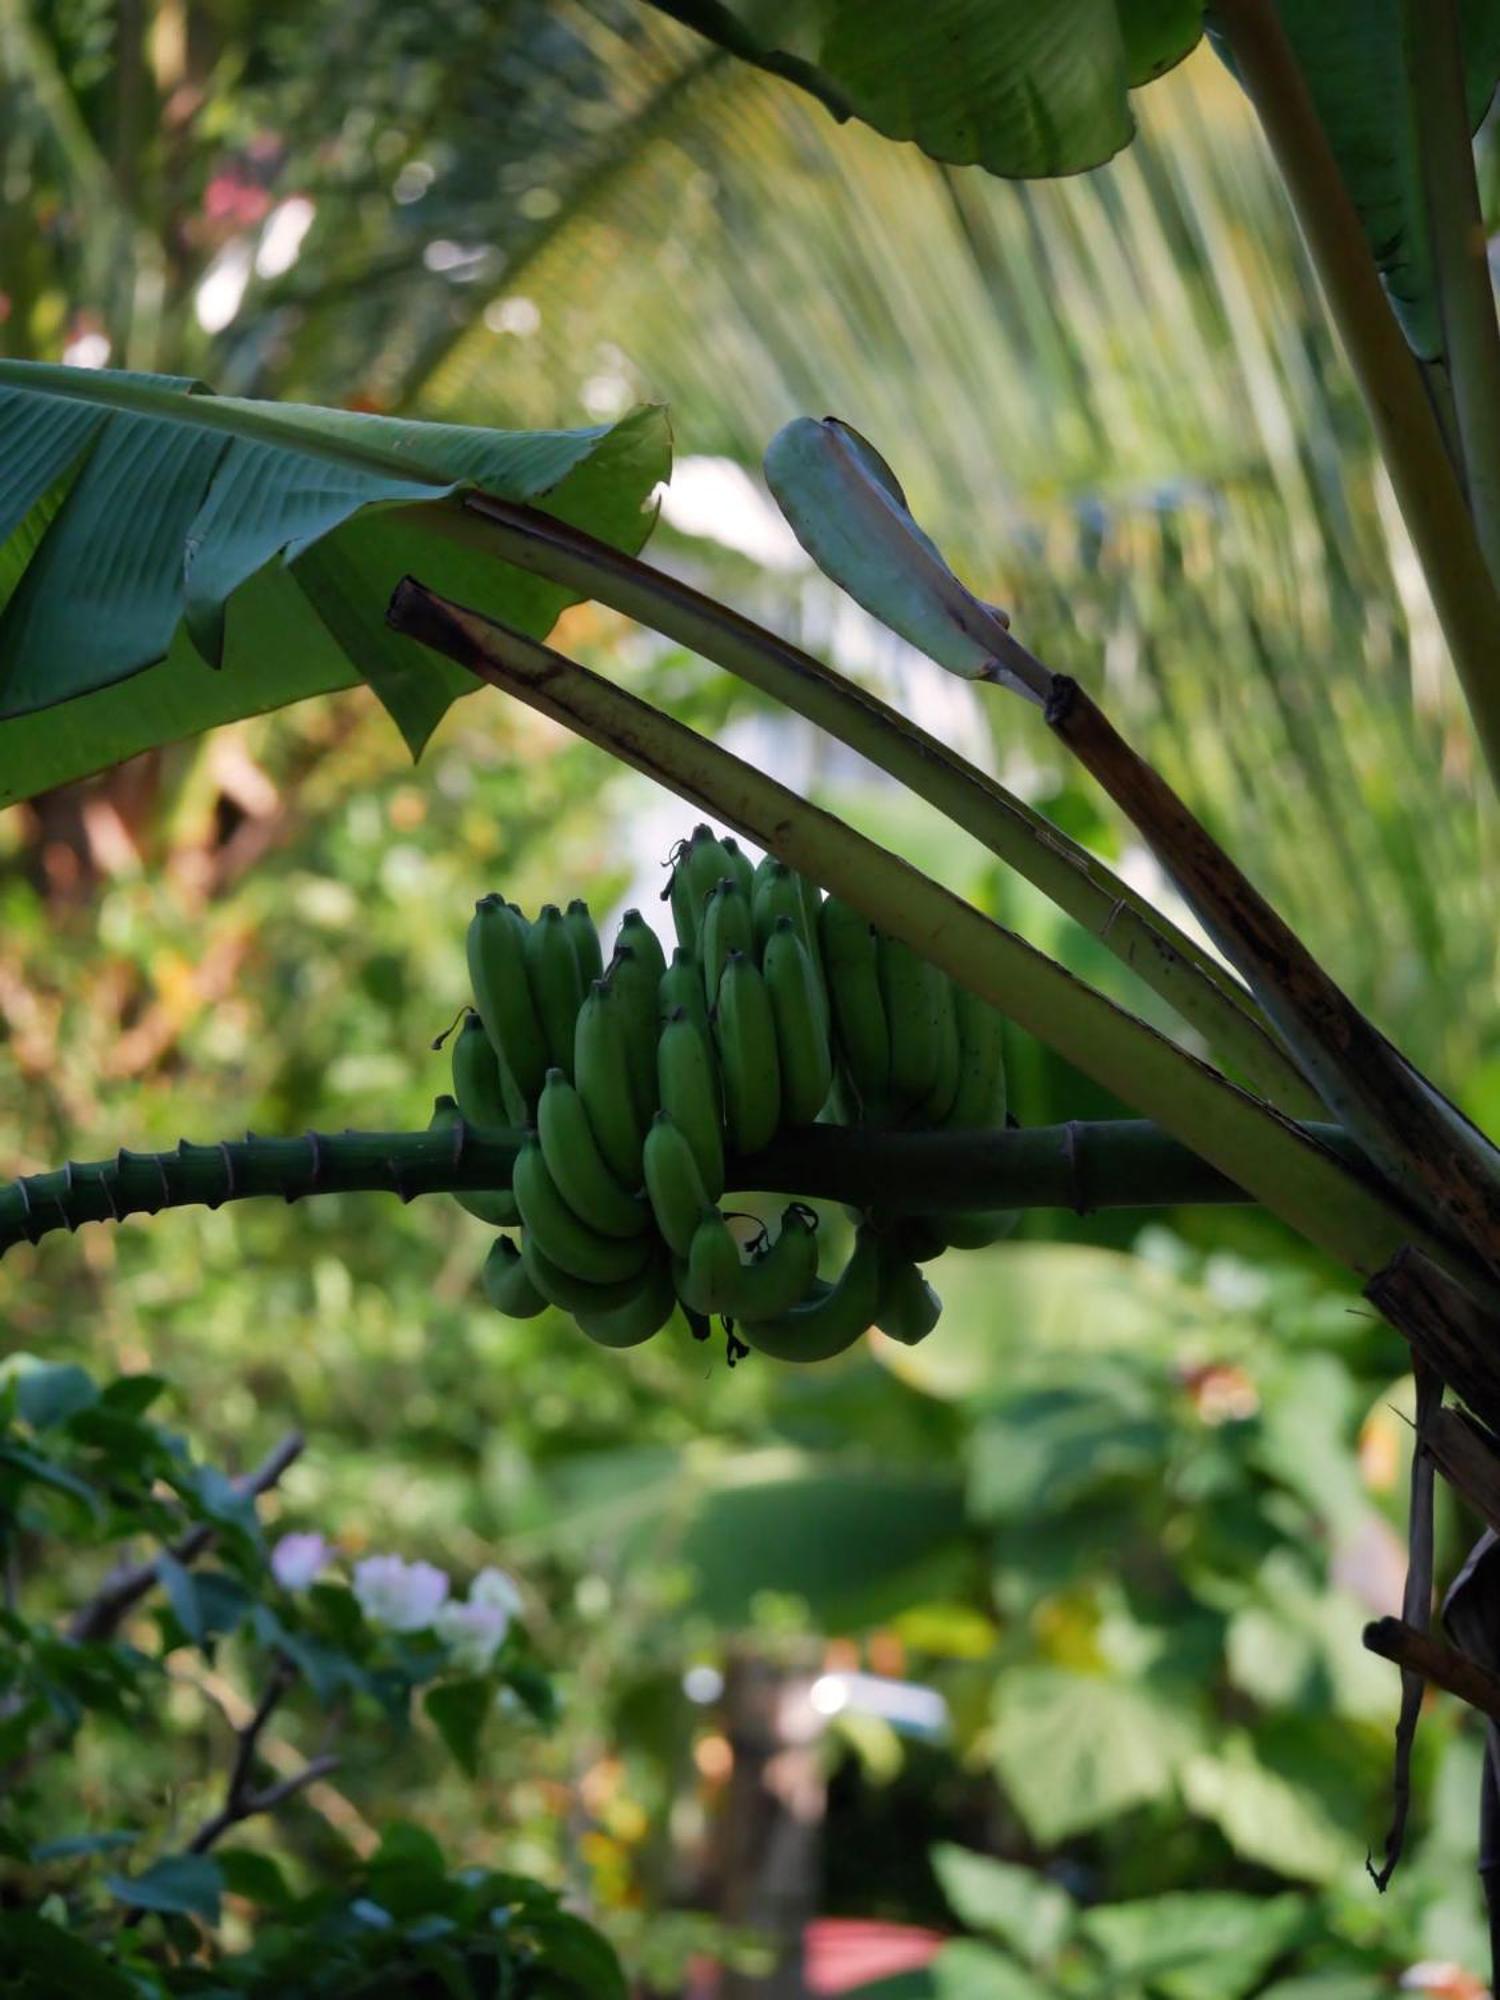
469,1568 -> 524,1621
271,1531 -> 330,1591
435,1598 -> 510,1674
352,1555 -> 450,1633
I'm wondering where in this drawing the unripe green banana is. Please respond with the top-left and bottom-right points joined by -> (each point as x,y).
794,870 -> 823,954
681,1205 -> 747,1316
681,826 -> 739,936
874,1255 -> 943,1345
520,1231 -> 659,1316
878,934 -> 946,1111
467,896 -> 549,1110
668,848 -> 705,954
700,878 -> 755,1006
735,1223 -> 883,1364
604,943 -> 661,1126
429,1095 -> 519,1227
725,1205 -> 819,1320
564,897 -> 605,988
616,908 -> 667,988
574,979 -> 646,1188
452,1008 -> 523,1128
524,904 -> 586,1078
762,917 -> 833,1125
513,1136 -> 654,1285
751,856 -> 816,963
537,1068 -> 649,1240
575,1252 -> 677,1349
719,835 -> 754,899
659,947 -> 713,1043
946,985 -> 1008,1130
919,978 -> 962,1125
482,1235 -> 548,1319
657,1007 -> 725,1196
642,1112 -> 711,1256
714,950 -> 781,1156
818,897 -> 890,1109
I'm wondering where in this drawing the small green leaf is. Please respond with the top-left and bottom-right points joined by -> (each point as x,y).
425,1677 -> 493,1777
32,1829 -> 141,1861
523,1909 -> 628,1999
17,1364 -> 98,1431
930,1846 -> 1073,1964
216,1848 -> 293,1909
106,1852 -> 223,1922
990,1668 -> 1199,1842
98,1374 -> 168,1416
0,1913 -> 136,1997
1080,1889 -> 1310,1999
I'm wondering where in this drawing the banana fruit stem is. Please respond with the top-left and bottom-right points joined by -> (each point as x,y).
0,1119 -> 1354,1259
386,576 -> 1488,1298
458,492 -> 1320,1118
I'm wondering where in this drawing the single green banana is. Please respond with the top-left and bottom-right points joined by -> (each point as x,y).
520,1231 -> 660,1317
668,847 -> 705,954
482,1235 -> 548,1319
467,895 -> 550,1109
725,1205 -> 819,1320
604,943 -> 662,1126
719,835 -> 754,899
616,908 -> 667,988
818,896 -> 890,1109
575,1253 -> 677,1349
524,903 -> 586,1078
564,897 -> 605,988
574,979 -> 646,1188
682,825 -> 740,929
657,1007 -> 725,1196
874,1254 -> 943,1346
513,1136 -> 654,1284
429,1095 -> 519,1227
642,1112 -> 711,1256
762,917 -> 833,1125
946,985 -> 1008,1130
878,933 -> 946,1111
714,950 -> 781,1156
751,856 -> 816,962
919,977 -> 962,1126
681,1205 -> 747,1316
537,1068 -> 649,1240
659,946 -> 713,1043
452,1008 -> 522,1128
735,1223 -> 884,1364
700,877 -> 755,1006
762,417 -> 1039,694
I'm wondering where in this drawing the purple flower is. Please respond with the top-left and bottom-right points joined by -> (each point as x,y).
271,1531 -> 330,1591
352,1555 -> 450,1633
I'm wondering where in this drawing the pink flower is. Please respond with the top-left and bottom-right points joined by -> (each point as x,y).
270,1531 -> 329,1591
352,1555 -> 450,1633
435,1599 -> 509,1673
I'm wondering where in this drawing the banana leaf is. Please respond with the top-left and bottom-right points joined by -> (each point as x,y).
0,362 -> 670,804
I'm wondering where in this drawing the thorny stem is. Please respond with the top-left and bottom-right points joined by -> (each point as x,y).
385,579 -> 1489,1297
459,493 -> 1320,1117
0,1119 -> 1368,1260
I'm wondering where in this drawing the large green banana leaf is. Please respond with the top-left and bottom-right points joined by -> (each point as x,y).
0,362 -> 670,806
643,1 -> 1500,367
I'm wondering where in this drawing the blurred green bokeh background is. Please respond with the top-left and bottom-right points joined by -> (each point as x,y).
3,3 -> 1498,1993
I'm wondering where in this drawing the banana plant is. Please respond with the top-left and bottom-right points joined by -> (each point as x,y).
4,0 -> 1500,1951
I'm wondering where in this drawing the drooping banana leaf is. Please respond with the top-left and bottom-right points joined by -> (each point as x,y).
642,0 -> 1500,369
642,1 -> 1203,176
0,362 -> 670,805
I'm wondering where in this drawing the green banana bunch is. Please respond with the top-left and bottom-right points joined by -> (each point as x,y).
762,416 -> 1041,697
459,826 -> 1028,1363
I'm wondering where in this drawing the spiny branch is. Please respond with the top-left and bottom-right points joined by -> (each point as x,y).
0,1118 -> 1368,1260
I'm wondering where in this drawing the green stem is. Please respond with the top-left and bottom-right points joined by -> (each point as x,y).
386,578 -> 1484,1294
1213,0 -> 1500,791
0,1119 -> 1353,1257
460,493 -> 1319,1118
1408,0 -> 1500,588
